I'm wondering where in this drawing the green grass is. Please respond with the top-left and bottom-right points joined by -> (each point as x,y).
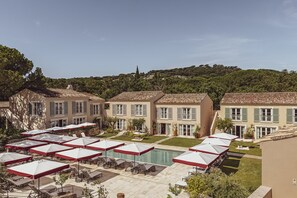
111,135 -> 168,143
229,141 -> 262,156
97,132 -> 117,138
158,137 -> 203,147
220,156 -> 262,193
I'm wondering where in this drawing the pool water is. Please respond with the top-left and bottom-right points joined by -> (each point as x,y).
105,148 -> 183,166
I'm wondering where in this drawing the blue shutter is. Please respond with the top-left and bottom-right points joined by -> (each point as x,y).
242,108 -> 247,122
191,108 -> 196,121
112,104 -> 116,116
168,108 -> 172,120
225,108 -> 230,119
143,105 -> 147,116
131,105 -> 135,116
72,101 -> 76,114
177,108 -> 182,120
273,108 -> 279,123
254,108 -> 260,123
287,108 -> 293,124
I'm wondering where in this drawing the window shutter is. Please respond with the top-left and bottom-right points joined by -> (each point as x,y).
112,104 -> 116,116
242,108 -> 247,122
191,108 -> 196,121
273,108 -> 279,123
177,108 -> 182,120
131,105 -> 135,116
254,108 -> 260,123
83,101 -> 87,113
168,108 -> 172,120
143,105 -> 147,116
225,108 -> 230,119
64,102 -> 68,115
99,104 -> 103,115
28,103 -> 32,115
123,105 -> 127,116
157,108 -> 161,119
50,102 -> 55,116
166,124 -> 170,135
287,108 -> 293,124
72,101 -> 76,114
90,104 -> 94,115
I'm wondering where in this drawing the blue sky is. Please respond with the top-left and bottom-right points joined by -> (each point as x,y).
1,0 -> 297,78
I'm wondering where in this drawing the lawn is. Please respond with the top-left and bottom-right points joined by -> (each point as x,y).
220,156 -> 262,193
158,137 -> 203,147
111,135 -> 168,143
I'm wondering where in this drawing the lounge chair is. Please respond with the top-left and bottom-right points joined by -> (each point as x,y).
70,166 -> 83,179
114,159 -> 126,169
102,157 -> 116,169
82,169 -> 102,183
188,167 -> 207,175
40,185 -> 58,197
175,180 -> 187,188
28,184 -> 55,198
81,132 -> 86,137
87,156 -> 101,165
137,164 -> 156,175
124,161 -> 139,172
7,176 -> 32,188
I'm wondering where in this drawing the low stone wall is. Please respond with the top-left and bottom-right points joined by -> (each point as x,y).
248,186 -> 272,198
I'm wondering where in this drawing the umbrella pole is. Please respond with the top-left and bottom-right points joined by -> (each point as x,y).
77,161 -> 79,181
134,155 -> 135,167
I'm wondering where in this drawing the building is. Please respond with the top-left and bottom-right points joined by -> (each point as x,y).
220,92 -> 297,139
106,91 -> 164,133
2,88 -> 105,130
155,93 -> 213,137
252,128 -> 297,198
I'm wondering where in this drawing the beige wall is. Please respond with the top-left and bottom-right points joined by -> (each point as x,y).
200,95 -> 214,137
219,104 -> 296,139
261,137 -> 297,198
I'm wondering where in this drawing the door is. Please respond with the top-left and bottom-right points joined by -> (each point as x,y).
160,123 -> 166,135
233,125 -> 245,139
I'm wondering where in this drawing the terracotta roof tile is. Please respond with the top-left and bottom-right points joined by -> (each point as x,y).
156,93 -> 207,104
109,91 -> 164,102
221,92 -> 297,105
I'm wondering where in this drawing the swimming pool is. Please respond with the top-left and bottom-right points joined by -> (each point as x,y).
105,148 -> 183,166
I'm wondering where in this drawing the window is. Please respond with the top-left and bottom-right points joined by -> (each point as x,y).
182,108 -> 191,120
50,119 -> 67,127
179,124 -> 194,136
116,119 -> 125,130
161,108 -> 168,119
231,108 -> 241,121
117,105 -> 123,115
294,109 -> 297,123
256,127 -> 276,139
55,102 -> 64,115
76,102 -> 83,113
93,104 -> 100,115
135,105 -> 143,116
31,102 -> 42,116
73,117 -> 86,125
260,108 -> 272,122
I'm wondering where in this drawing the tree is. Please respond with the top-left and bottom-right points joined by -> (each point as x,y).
132,118 -> 145,131
53,173 -> 69,193
216,118 -> 233,133
105,116 -> 119,132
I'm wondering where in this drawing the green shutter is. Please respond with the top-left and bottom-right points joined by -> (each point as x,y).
287,108 -> 293,124
242,108 -> 247,122
254,108 -> 259,123
225,108 -> 230,119
50,102 -> 55,116
273,108 -> 279,123
64,102 -> 68,115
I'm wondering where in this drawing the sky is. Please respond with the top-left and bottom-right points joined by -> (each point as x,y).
1,0 -> 297,78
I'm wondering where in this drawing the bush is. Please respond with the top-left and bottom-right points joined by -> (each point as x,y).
193,132 -> 200,139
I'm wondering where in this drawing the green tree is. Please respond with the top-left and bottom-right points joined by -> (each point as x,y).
132,118 -> 145,131
216,118 -> 233,133
53,173 -> 69,192
105,116 -> 119,131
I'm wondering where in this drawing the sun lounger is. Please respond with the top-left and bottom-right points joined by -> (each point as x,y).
81,132 -> 86,137
87,156 -> 101,165
175,180 -> 187,188
102,157 -> 116,169
82,169 -> 102,183
137,164 -> 156,175
70,166 -> 83,178
7,177 -> 32,188
28,184 -> 58,198
124,161 -> 139,172
236,145 -> 250,150
188,167 -> 207,175
114,159 -> 126,169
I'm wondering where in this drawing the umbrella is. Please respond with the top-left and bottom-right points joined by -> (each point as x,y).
189,143 -> 229,155
86,140 -> 124,156
7,159 -> 69,190
29,144 -> 72,156
28,134 -> 77,144
46,126 -> 64,132
210,132 -> 238,140
78,122 -> 96,128
114,143 -> 154,165
55,148 -> 101,179
5,140 -> 48,151
0,152 -> 32,165
63,124 -> 81,130
63,137 -> 99,148
173,151 -> 219,170
21,129 -> 50,136
201,137 -> 231,147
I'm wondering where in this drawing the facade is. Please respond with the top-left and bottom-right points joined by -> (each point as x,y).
220,92 -> 297,139
5,88 -> 104,130
155,93 -> 213,137
255,129 -> 297,198
106,91 -> 164,134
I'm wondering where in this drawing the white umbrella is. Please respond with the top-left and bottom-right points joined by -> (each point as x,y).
29,144 -> 72,156
28,134 -> 77,144
189,143 -> 229,155
46,126 -> 64,132
114,143 -> 154,165
173,151 -> 219,170
86,140 -> 125,156
63,124 -> 81,130
201,137 -> 231,147
21,129 -> 50,136
63,137 -> 99,148
0,152 -> 32,165
5,140 -> 48,151
7,159 -> 69,189
210,132 -> 238,140
78,122 -> 96,128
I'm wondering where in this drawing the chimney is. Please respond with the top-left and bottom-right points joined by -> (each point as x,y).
66,84 -> 73,90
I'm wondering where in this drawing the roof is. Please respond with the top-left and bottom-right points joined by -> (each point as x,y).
221,92 -> 297,105
81,92 -> 105,102
255,127 -> 297,144
109,91 -> 164,102
156,93 -> 207,104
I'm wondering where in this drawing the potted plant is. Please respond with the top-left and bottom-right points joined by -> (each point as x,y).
53,173 -> 69,195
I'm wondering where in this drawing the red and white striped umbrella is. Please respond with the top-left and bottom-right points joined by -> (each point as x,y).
21,129 -> 50,136
173,151 -> 219,169
5,140 -> 48,151
29,144 -> 72,156
201,137 -> 231,147
0,152 -> 32,165
189,143 -> 229,155
114,143 -> 154,156
63,137 -> 99,148
28,134 -> 77,144
78,122 -> 96,128
210,132 -> 238,140
87,140 -> 124,151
